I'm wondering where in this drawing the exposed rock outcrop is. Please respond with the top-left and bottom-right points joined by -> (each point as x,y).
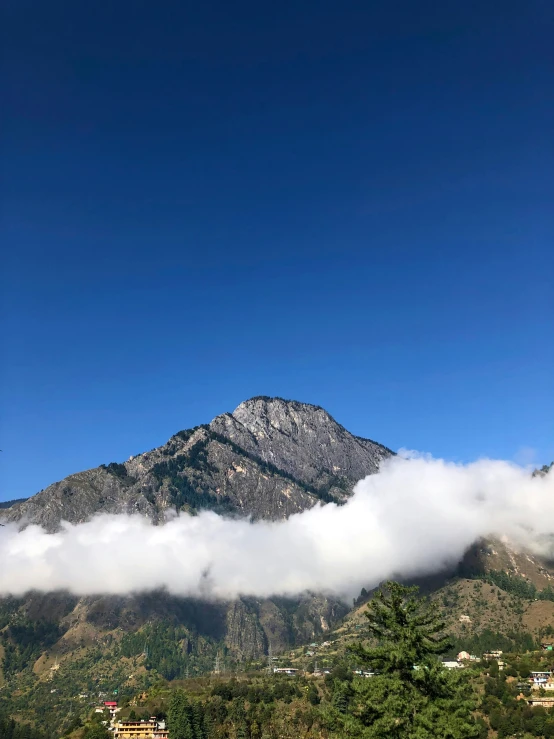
1,397 -> 392,530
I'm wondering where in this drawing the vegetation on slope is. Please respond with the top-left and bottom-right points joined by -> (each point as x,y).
322,581 -> 480,738
8,580 -> 554,737
1,619 -> 63,678
0,707 -> 50,739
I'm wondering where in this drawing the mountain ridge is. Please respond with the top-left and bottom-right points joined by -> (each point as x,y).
0,396 -> 393,531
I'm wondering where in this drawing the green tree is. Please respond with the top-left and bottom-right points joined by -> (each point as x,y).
0,708 -> 50,739
307,683 -> 321,706
169,690 -> 194,739
488,660 -> 499,677
325,581 -> 480,738
190,702 -> 206,739
83,726 -> 111,739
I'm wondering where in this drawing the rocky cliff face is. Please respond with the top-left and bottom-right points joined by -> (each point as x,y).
0,398 -> 390,668
1,397 -> 392,531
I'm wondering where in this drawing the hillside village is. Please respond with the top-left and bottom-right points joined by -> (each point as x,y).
65,635 -> 554,739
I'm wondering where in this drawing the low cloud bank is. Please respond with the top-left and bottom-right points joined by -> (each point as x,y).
0,455 -> 552,599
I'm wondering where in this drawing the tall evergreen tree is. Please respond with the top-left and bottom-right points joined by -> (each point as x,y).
168,690 -> 194,739
190,701 -> 206,739
325,581 -> 480,738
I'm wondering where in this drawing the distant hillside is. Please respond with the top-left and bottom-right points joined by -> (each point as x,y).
318,535 -> 554,663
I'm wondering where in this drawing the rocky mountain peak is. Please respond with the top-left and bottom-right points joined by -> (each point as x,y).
211,396 -> 392,494
1,397 -> 392,530
231,396 -> 334,435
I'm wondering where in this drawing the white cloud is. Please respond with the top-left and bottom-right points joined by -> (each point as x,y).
0,455 -> 552,599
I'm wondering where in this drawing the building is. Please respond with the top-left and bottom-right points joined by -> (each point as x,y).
528,696 -> 554,708
457,652 -> 478,662
442,661 -> 462,670
113,719 -> 166,739
273,667 -> 299,676
104,701 -> 120,718
530,671 -> 552,686
483,650 -> 503,660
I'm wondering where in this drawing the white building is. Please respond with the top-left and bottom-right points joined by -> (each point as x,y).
531,671 -> 552,686
273,667 -> 299,675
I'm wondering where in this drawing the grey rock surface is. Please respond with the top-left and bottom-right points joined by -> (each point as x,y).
1,397 -> 392,531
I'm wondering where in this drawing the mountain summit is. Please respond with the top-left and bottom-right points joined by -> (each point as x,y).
1,397 -> 392,531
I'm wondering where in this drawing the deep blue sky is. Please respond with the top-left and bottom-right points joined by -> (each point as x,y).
1,0 -> 553,501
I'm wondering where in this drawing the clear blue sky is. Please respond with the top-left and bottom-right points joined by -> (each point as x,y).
1,0 -> 553,501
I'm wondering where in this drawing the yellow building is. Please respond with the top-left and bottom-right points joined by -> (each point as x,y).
113,720 -> 160,739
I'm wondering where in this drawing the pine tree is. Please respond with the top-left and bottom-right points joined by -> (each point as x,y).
350,580 -> 451,679
326,581 -> 480,738
190,701 -> 206,739
169,690 -> 194,739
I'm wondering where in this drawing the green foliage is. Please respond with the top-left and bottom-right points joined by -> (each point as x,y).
1,619 -> 63,677
174,427 -> 205,443
100,462 -> 129,478
479,672 -> 554,737
307,682 -> 320,705
83,726 -> 111,739
485,570 -> 538,599
211,676 -> 301,704
150,441 -> 234,515
324,581 -> 480,738
169,689 -> 206,739
187,675 -> 312,737
119,622 -> 191,680
451,627 -> 537,656
0,707 -> 51,739
349,581 -> 452,676
476,568 -> 554,604
354,587 -> 370,607
0,597 -> 20,631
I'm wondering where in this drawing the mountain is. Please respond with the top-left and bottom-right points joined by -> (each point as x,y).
324,537 -> 554,660
0,398 -> 552,733
0,498 -> 28,510
0,397 -> 392,727
0,396 -> 392,531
